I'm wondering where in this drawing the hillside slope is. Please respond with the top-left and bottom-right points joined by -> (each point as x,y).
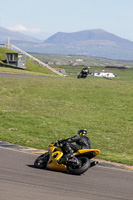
44,29 -> 132,45
0,47 -> 55,75
0,26 -> 41,44
1,27 -> 133,60
43,29 -> 133,60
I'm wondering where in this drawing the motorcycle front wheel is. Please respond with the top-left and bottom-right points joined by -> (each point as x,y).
34,153 -> 49,169
67,157 -> 90,175
77,73 -> 82,78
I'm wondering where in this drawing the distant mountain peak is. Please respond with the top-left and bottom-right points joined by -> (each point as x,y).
1,26 -> 133,60
44,29 -> 126,44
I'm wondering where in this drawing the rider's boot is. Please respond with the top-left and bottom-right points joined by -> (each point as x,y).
67,154 -> 79,164
59,153 -> 79,164
59,153 -> 72,164
59,142 -> 78,164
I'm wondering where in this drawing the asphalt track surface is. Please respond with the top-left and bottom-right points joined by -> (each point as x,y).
0,72 -> 62,78
0,147 -> 133,200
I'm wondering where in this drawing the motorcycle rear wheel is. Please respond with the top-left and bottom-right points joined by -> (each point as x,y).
34,153 -> 49,169
67,157 -> 90,175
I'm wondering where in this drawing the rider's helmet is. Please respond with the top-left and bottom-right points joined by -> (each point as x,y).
77,129 -> 87,136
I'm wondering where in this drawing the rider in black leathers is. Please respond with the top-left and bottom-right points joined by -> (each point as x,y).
59,129 -> 91,163
81,66 -> 90,75
78,66 -> 91,78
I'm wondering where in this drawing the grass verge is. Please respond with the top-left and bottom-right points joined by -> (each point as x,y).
0,76 -> 133,165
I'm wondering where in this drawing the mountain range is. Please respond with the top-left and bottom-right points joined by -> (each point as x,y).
0,26 -> 133,60
0,27 -> 41,43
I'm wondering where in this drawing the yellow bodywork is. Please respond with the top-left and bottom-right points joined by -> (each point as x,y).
46,143 -> 100,172
47,145 -> 67,171
74,149 -> 100,156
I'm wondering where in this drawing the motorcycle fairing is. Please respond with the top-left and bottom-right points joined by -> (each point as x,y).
47,146 -> 67,171
74,149 -> 100,158
46,144 -> 100,172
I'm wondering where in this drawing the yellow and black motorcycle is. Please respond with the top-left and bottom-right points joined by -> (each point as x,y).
34,141 -> 100,175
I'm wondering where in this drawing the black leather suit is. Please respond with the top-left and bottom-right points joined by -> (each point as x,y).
62,134 -> 91,158
81,67 -> 90,75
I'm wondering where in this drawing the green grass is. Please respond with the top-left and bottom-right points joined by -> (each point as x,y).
32,53 -> 133,67
25,58 -> 56,75
0,77 -> 133,165
52,65 -> 133,81
0,47 -> 16,59
0,46 -> 57,76
0,47 -> 133,165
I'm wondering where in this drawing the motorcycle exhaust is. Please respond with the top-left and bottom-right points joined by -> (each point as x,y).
90,160 -> 98,167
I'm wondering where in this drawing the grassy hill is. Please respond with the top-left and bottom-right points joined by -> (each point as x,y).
0,47 -> 133,165
0,46 -> 15,59
0,46 -> 56,76
32,53 -> 133,67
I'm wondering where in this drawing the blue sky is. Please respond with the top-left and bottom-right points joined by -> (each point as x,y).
0,0 -> 133,41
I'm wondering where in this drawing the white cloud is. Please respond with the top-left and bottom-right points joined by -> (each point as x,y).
7,24 -> 42,33
6,24 -> 53,40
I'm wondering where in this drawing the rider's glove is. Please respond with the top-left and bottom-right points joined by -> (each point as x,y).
57,139 -> 67,146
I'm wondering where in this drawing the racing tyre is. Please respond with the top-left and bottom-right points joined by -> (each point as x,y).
34,153 -> 49,169
67,157 -> 90,175
77,73 -> 82,78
